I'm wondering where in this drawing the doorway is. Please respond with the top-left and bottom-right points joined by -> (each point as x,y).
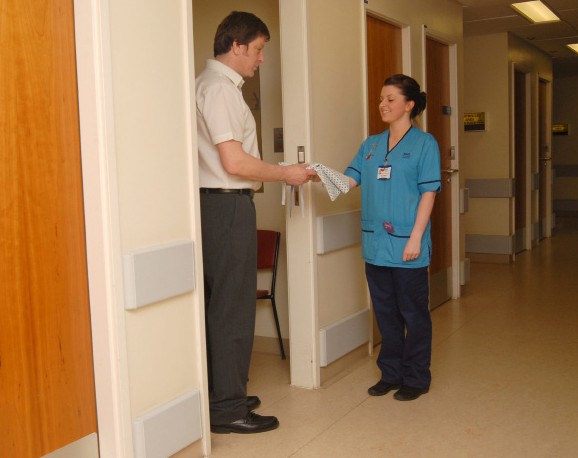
425,35 -> 458,308
191,0 -> 292,378
365,14 -> 404,348
514,70 -> 530,253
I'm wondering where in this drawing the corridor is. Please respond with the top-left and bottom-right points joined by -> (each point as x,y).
207,217 -> 578,457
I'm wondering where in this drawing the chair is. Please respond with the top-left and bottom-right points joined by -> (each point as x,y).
256,230 -> 286,359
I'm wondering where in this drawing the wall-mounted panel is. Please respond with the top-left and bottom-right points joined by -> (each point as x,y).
317,210 -> 361,254
123,241 -> 195,310
465,178 -> 515,198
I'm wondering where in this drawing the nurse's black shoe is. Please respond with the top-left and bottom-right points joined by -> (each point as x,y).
393,385 -> 429,401
367,380 -> 401,396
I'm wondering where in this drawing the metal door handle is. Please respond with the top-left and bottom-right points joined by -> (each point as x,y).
441,168 -> 458,183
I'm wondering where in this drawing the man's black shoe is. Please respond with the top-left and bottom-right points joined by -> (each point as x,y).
211,411 -> 279,434
394,385 -> 429,401
368,380 -> 400,396
246,395 -> 261,411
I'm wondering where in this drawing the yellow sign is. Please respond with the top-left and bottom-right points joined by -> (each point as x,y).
552,123 -> 568,135
464,112 -> 486,131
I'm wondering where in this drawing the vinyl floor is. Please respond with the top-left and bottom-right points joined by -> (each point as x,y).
209,217 -> 578,458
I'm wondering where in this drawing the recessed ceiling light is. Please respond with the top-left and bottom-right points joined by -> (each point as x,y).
567,44 -> 578,55
511,1 -> 560,23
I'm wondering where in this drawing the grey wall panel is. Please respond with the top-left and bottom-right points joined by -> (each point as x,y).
465,178 -> 515,198
465,234 -> 514,254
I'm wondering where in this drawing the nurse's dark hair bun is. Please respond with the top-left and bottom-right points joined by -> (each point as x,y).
383,74 -> 427,119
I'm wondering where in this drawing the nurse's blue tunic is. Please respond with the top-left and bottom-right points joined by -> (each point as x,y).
344,127 -> 441,268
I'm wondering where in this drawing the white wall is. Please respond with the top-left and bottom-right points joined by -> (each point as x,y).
307,0 -> 368,329
552,71 -> 578,213
553,74 -> 578,165
109,0 -> 204,417
77,0 -> 208,454
462,32 -> 552,239
462,33 -> 511,236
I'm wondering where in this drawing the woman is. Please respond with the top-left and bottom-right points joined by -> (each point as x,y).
344,74 -> 441,401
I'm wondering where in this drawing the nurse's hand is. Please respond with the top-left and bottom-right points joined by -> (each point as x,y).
402,237 -> 421,262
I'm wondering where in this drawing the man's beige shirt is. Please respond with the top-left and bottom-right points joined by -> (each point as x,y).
196,59 -> 261,190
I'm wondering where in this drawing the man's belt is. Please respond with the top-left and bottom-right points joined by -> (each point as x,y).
200,188 -> 254,198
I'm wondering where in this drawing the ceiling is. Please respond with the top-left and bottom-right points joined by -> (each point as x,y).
459,0 -> 578,74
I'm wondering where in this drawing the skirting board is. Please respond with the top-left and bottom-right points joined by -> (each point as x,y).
133,390 -> 202,458
320,308 -> 370,367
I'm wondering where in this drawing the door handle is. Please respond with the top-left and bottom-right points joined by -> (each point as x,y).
441,168 -> 458,183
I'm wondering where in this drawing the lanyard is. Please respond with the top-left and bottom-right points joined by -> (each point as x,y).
384,126 -> 412,164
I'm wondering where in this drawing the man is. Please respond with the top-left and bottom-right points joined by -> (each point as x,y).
196,11 -> 316,434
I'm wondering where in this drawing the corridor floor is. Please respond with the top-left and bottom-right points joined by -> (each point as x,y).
209,217 -> 578,457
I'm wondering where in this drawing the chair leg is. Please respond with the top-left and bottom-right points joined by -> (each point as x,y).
270,297 -> 286,360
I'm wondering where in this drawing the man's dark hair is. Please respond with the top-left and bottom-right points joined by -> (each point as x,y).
214,11 -> 270,57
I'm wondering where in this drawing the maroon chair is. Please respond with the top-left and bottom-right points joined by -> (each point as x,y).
256,230 -> 286,359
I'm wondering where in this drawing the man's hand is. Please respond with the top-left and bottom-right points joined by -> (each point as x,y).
217,140 -> 318,185
283,163 -> 318,186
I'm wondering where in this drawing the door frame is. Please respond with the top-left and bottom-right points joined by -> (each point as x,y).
74,0 -> 211,455
421,26 -> 461,298
73,0 -> 136,455
513,67 -> 533,252
278,0 -> 321,389
538,78 -> 553,239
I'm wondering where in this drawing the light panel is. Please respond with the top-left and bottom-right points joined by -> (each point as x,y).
567,44 -> 578,55
511,1 -> 560,23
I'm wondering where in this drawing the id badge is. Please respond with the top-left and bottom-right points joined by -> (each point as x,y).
377,164 -> 392,180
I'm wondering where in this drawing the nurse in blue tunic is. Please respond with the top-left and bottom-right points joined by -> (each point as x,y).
344,74 -> 441,401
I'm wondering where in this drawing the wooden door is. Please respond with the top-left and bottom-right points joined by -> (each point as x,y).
514,71 -> 527,253
0,1 -> 98,456
366,15 -> 402,345
366,16 -> 402,135
425,37 -> 452,309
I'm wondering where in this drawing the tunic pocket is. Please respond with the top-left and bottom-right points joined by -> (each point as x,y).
361,220 -> 377,262
385,224 -> 413,263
